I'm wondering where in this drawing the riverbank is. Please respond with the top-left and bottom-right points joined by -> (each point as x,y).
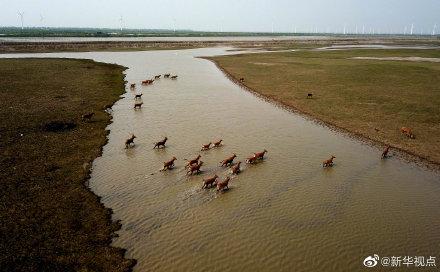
207,48 -> 440,167
0,58 -> 135,271
1,36 -> 439,53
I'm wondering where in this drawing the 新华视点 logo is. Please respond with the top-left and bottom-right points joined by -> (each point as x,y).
363,255 -> 380,268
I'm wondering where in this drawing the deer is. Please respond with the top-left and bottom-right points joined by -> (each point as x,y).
307,93 -> 313,99
216,177 -> 230,192
154,75 -> 161,79
170,75 -> 178,79
125,134 -> 136,148
130,83 -> 136,89
246,155 -> 258,164
213,139 -> 223,147
153,137 -> 168,149
239,78 -> 245,82
381,146 -> 390,159
220,154 -> 236,167
401,127 -> 415,139
231,162 -> 241,175
103,104 -> 113,111
187,161 -> 203,175
164,73 -> 171,78
161,157 -> 177,171
202,174 -> 218,189
134,102 -> 143,109
134,94 -> 143,99
184,155 -> 201,168
142,79 -> 154,85
254,149 -> 267,160
323,156 -> 336,167
201,143 -> 211,151
82,112 -> 94,121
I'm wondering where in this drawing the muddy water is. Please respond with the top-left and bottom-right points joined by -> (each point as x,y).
2,48 -> 440,271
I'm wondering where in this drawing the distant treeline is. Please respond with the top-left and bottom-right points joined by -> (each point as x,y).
0,27 -> 299,37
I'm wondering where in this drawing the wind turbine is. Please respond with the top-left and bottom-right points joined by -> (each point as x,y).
404,26 -> 407,35
362,25 -> 365,35
40,14 -> 44,28
432,24 -> 437,36
119,15 -> 123,32
18,12 -> 24,30
343,24 -> 346,35
173,18 -> 176,33
410,23 -> 414,35
271,21 -> 274,34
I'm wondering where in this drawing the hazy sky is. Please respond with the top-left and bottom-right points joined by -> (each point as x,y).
1,0 -> 439,34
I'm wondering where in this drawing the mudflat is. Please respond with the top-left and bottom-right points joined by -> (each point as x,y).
0,58 -> 135,271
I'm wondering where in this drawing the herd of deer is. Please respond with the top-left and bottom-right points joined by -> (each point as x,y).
125,133 -> 412,191
105,72 -> 419,193
124,135 -> 270,192
131,73 -> 178,109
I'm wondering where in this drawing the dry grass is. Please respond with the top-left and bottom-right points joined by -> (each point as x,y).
210,49 -> 440,164
0,58 -> 135,271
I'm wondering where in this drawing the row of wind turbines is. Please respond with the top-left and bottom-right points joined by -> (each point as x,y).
17,12 -> 45,30
14,12 -> 438,36
288,23 -> 438,36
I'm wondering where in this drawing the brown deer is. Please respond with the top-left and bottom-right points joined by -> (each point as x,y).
401,127 -> 415,139
153,137 -> 168,149
239,78 -> 245,82
220,154 -> 236,167
323,155 -> 336,167
246,155 -> 258,164
201,143 -> 211,151
381,146 -> 390,159
130,83 -> 136,89
125,134 -> 136,148
187,161 -> 203,175
254,149 -> 267,160
142,79 -> 154,85
161,157 -> 177,171
154,75 -> 161,79
307,93 -> 313,99
134,102 -> 143,109
216,177 -> 230,192
134,94 -> 143,99
82,112 -> 94,121
164,73 -> 171,78
184,155 -> 201,168
231,162 -> 241,175
103,104 -> 113,110
170,75 -> 178,79
213,139 -> 223,147
202,174 -> 218,189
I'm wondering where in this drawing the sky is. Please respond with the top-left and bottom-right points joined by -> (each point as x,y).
1,0 -> 439,34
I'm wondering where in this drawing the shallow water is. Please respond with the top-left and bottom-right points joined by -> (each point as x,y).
351,56 -> 440,63
2,48 -> 440,271
317,44 -> 440,50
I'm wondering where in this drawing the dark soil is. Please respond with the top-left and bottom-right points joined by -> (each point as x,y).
0,58 -> 136,272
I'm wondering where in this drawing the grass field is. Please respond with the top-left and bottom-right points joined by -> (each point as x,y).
210,49 -> 440,165
0,59 -> 135,271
